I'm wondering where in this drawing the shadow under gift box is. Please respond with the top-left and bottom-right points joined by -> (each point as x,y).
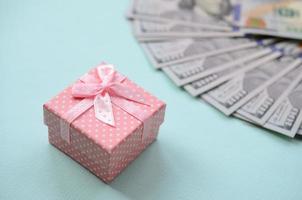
43,68 -> 166,183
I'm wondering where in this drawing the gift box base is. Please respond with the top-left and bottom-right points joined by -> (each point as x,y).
48,128 -> 157,183
44,107 -> 164,183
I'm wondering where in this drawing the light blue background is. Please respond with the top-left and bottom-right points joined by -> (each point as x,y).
1,1 -> 302,199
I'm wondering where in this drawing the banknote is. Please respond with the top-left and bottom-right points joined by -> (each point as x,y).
141,37 -> 259,68
183,41 -> 301,96
236,61 -> 302,125
162,44 -> 272,86
195,0 -> 234,18
263,73 -> 302,137
184,50 -> 281,96
201,53 -> 300,116
126,0 -> 231,31
234,111 -> 302,137
132,20 -> 243,40
136,33 -> 244,42
229,0 -> 302,40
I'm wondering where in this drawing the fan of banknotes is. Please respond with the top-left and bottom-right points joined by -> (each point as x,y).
126,0 -> 302,138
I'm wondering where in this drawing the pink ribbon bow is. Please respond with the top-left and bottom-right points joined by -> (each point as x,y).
60,64 -> 150,143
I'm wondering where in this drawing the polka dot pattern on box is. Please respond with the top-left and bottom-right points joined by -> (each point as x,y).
43,67 -> 166,183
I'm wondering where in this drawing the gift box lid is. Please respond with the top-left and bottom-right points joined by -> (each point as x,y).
44,64 -> 165,153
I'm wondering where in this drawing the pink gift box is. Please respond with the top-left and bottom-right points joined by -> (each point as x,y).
43,64 -> 166,183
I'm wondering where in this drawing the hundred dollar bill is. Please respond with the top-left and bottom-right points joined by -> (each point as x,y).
202,53 -> 300,116
230,0 -> 302,40
236,61 -> 302,125
136,32 -> 244,42
234,110 -> 302,137
195,0 -> 234,18
184,41 -> 299,96
141,37 -> 259,69
263,73 -> 302,137
137,33 -> 244,42
126,0 -> 232,31
132,20 -> 242,41
162,42 -> 273,86
184,49 -> 281,96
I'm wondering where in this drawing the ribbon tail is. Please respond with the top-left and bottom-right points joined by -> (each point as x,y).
94,93 -> 115,126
